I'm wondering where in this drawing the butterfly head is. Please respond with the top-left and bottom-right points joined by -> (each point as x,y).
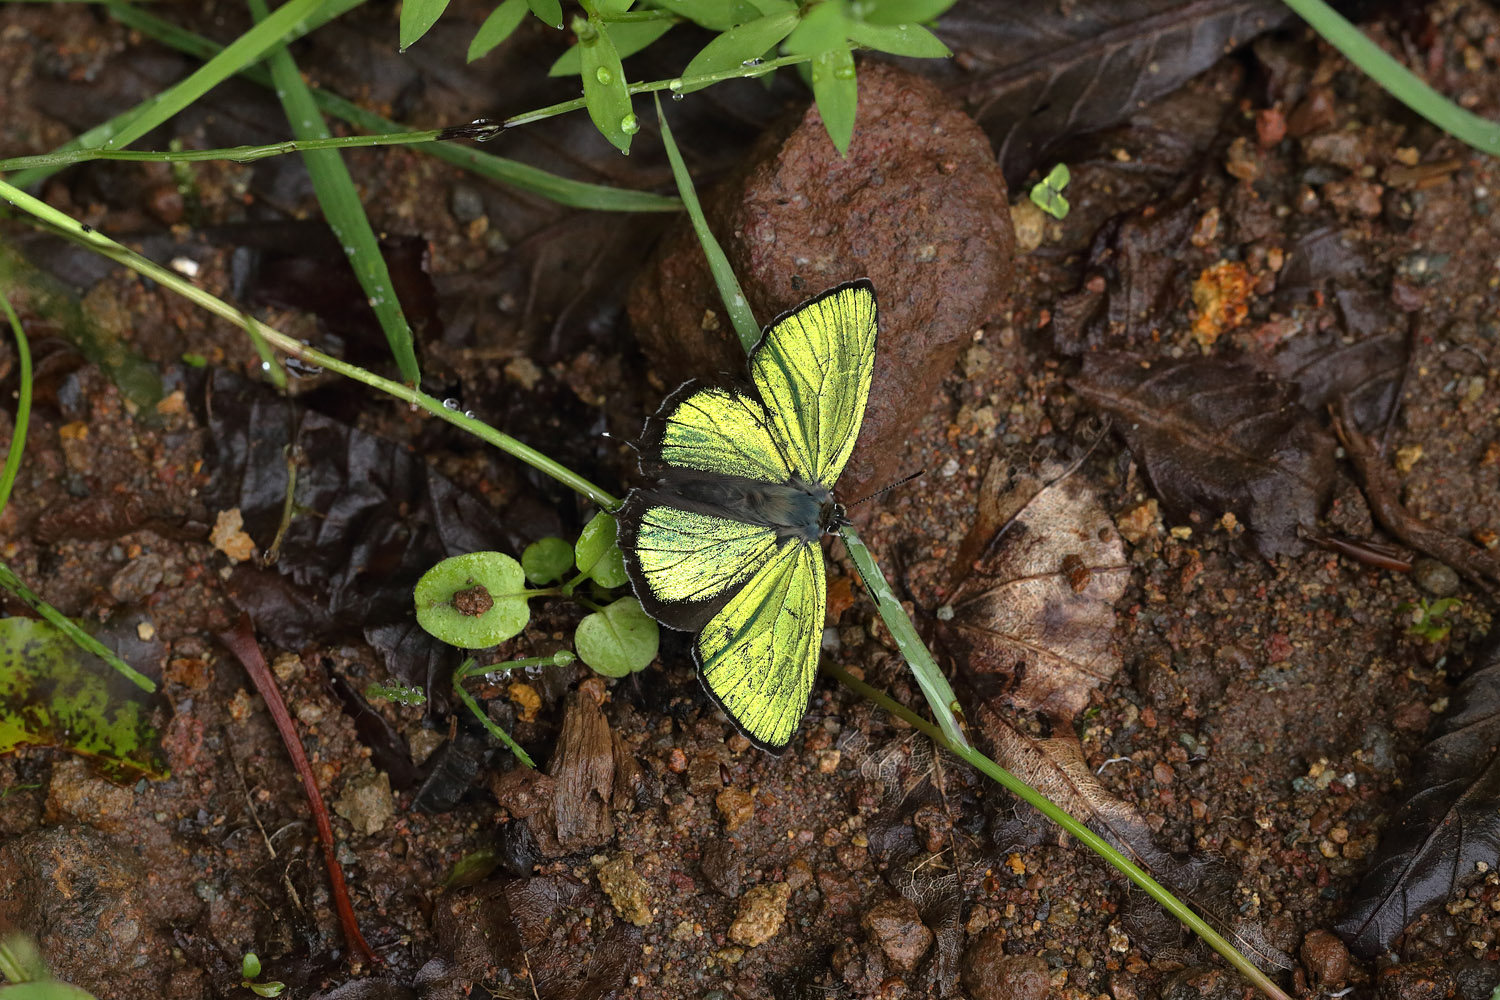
820,500 -> 850,535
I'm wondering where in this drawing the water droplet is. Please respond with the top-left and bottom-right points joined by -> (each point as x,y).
594,66 -> 613,85
620,113 -> 640,135
834,64 -> 855,80
285,354 -> 323,377
740,57 -> 762,67
667,78 -> 683,92
463,410 -> 476,419
442,398 -> 460,411
671,92 -> 684,101
811,71 -> 823,84
259,361 -> 272,372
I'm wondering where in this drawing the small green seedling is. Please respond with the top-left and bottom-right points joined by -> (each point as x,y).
1399,597 -> 1460,642
1029,162 -> 1071,220
363,683 -> 427,706
239,953 -> 284,998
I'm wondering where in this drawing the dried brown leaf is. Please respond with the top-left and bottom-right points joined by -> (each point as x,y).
1072,353 -> 1336,558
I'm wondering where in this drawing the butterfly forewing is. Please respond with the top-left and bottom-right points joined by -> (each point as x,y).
751,281 -> 877,486
653,385 -> 790,482
697,538 -> 825,751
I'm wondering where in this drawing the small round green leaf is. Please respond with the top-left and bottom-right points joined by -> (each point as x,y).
575,596 -> 659,678
576,512 -> 628,588
414,552 -> 529,649
522,536 -> 575,584
242,954 -> 262,980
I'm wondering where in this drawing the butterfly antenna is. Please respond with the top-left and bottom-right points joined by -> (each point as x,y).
845,469 -> 924,509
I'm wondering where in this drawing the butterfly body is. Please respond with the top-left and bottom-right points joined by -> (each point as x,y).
617,280 -> 878,752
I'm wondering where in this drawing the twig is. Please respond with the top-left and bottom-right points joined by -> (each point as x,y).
218,614 -> 378,965
1333,396 -> 1500,595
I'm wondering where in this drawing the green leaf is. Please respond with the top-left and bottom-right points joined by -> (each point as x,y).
521,536 -> 575,584
810,45 -> 858,155
443,847 -> 502,888
413,552 -> 530,649
845,20 -> 950,57
578,18 -> 637,152
662,0 -> 763,31
241,954 -> 261,981
0,617 -> 168,782
248,984 -> 285,999
0,983 -> 100,1000
400,0 -> 452,51
363,682 -> 428,706
858,0 -> 956,26
527,0 -> 564,29
745,0 -> 797,14
468,0 -> 529,61
575,513 -> 629,588
680,11 -> 799,90
1029,162 -> 1071,220
575,597 -> 659,677
782,1 -> 849,56
549,19 -> 674,76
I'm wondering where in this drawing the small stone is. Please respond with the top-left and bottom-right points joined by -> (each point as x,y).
1011,199 -> 1046,253
333,770 -> 394,836
210,508 -> 255,563
1224,136 -> 1259,182
508,682 -> 540,722
1412,558 -> 1460,597
596,854 -> 653,927
1375,959 -> 1453,1000
1116,500 -> 1161,546
450,184 -> 485,223
408,728 -> 445,766
728,882 -> 790,948
452,584 -> 493,616
1296,929 -> 1356,989
961,933 -> 1049,1000
109,553 -> 164,603
1286,87 -> 1336,137
861,896 -> 932,971
1255,107 -> 1286,147
699,839 -> 743,898
716,786 -> 754,832
1322,178 -> 1384,218
44,758 -> 136,833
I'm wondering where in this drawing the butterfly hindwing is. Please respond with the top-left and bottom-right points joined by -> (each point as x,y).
697,538 -> 826,752
616,491 -> 778,632
751,279 -> 877,486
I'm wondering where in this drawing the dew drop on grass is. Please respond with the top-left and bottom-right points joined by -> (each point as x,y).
463,410 -> 476,419
667,78 -> 683,92
595,66 -> 613,85
442,398 -> 460,411
741,57 -> 762,67
834,64 -> 855,80
620,113 -> 640,135
671,92 -> 684,101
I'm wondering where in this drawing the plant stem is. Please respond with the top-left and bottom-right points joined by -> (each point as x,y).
1281,0 -> 1500,154
507,54 -> 811,129
823,662 -> 1293,1000
0,289 -> 32,519
0,176 -> 620,510
0,129 -> 456,173
452,658 -> 537,768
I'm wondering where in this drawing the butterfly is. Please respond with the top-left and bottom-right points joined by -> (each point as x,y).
617,280 -> 878,752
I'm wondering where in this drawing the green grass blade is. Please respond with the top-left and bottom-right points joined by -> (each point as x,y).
4,0 -> 365,189
468,0 -> 529,62
0,175 -> 619,510
0,290 -> 32,521
251,0 -> 420,384
1281,0 -> 1500,154
654,95 -> 758,351
92,2 -> 680,212
101,0 -> 334,152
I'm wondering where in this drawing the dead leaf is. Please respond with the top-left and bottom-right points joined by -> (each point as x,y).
1335,636 -> 1500,957
940,463 -> 1130,720
1072,353 -> 1336,558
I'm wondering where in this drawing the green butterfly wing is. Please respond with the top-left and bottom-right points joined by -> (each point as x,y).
617,280 -> 878,752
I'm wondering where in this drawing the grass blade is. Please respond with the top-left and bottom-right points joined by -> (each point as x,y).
251,0 -> 420,384
654,95 -> 757,351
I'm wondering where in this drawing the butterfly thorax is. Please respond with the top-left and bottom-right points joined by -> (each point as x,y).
656,473 -> 843,543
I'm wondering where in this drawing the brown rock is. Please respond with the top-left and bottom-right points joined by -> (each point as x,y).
699,839 -> 743,898
628,62 -> 1015,500
728,882 -> 790,947
1376,959 -> 1454,1000
716,786 -> 755,831
1300,929 -> 1351,989
961,934 -> 1049,1000
596,854 -> 653,927
861,896 -> 932,971
43,758 -> 137,833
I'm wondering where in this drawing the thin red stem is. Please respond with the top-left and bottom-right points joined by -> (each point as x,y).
219,613 -> 378,965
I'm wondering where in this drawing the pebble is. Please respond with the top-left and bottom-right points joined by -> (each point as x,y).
1010,199 -> 1046,253
108,553 -> 164,603
1412,558 -> 1460,597
728,882 -> 790,948
44,758 -> 136,833
1376,959 -> 1454,1000
961,932 -> 1049,1000
699,839 -> 743,898
595,854 -> 653,927
715,787 -> 754,832
860,896 -> 932,971
449,184 -> 485,223
1301,929 -> 1350,988
332,770 -> 394,836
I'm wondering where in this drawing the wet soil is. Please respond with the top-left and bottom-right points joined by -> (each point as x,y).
3,2 -> 1500,999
